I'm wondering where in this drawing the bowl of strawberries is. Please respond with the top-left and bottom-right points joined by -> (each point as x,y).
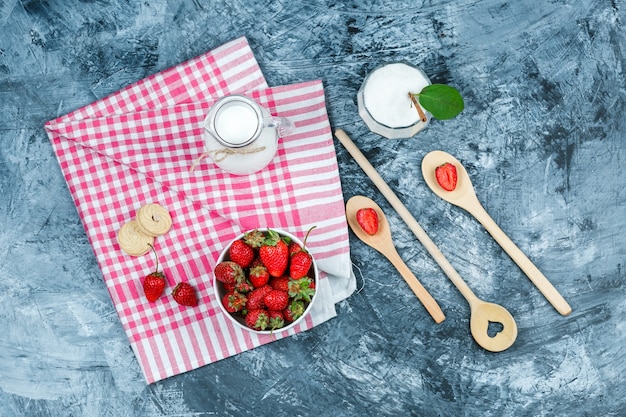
213,227 -> 318,334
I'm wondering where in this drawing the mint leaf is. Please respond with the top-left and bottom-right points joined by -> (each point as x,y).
416,84 -> 464,120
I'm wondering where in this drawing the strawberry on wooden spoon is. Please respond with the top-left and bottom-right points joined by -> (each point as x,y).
356,207 -> 379,235
435,162 -> 458,191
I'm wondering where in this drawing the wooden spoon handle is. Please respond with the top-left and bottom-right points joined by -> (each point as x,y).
335,129 -> 478,304
468,201 -> 572,316
380,246 -> 446,323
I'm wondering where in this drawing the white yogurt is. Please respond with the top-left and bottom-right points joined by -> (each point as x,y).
358,62 -> 431,139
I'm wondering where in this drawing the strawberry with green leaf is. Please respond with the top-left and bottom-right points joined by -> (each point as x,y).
283,300 -> 305,323
142,244 -> 166,302
229,239 -> 255,268
249,265 -> 270,288
259,229 -> 290,277
245,309 -> 269,331
289,226 -> 316,279
222,291 -> 246,313
288,277 -> 316,303
268,310 -> 285,330
172,282 -> 198,306
214,261 -> 245,285
243,229 -> 265,249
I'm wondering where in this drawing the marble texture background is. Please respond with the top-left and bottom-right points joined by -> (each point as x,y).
1,0 -> 624,416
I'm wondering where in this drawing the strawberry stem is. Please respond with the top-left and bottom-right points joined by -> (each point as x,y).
148,243 -> 159,273
302,225 -> 317,250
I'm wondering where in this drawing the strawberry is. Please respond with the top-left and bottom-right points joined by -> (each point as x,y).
172,282 -> 198,306
268,310 -> 285,330
249,256 -> 263,269
142,244 -> 166,302
435,162 -> 458,191
283,300 -> 305,323
259,229 -> 289,277
143,272 -> 166,302
288,241 -> 302,256
290,251 -> 312,279
246,285 -> 272,311
229,239 -> 255,268
263,289 -> 289,311
356,207 -> 378,235
249,265 -> 270,288
214,261 -> 244,285
243,229 -> 265,249
288,277 -> 316,302
222,291 -> 246,313
289,226 -> 315,279
245,309 -> 269,331
269,275 -> 290,292
234,280 -> 253,294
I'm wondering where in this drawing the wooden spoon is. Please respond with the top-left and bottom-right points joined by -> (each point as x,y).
346,195 -> 445,324
336,130 -> 517,352
421,150 -> 572,316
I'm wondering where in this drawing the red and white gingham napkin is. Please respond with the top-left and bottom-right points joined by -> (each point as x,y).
44,37 -> 355,383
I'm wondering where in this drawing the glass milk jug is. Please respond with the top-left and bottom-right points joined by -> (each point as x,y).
202,95 -> 293,175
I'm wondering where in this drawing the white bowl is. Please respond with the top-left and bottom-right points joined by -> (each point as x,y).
214,228 -> 318,334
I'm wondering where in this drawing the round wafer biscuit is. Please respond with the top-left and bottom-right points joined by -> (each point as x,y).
117,220 -> 154,256
135,203 -> 172,237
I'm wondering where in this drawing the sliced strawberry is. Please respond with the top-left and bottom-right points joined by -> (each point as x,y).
435,162 -> 458,191
356,207 -> 379,235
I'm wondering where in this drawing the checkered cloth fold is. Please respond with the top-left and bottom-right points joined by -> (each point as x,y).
45,37 -> 355,383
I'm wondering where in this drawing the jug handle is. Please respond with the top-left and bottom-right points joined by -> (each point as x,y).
265,116 -> 295,137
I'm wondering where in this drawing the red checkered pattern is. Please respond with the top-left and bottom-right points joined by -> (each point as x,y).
45,37 -> 353,383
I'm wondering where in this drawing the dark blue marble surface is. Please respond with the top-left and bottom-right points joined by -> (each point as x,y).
1,0 -> 624,416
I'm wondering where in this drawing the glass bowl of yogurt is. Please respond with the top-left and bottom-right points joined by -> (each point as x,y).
357,62 -> 432,139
